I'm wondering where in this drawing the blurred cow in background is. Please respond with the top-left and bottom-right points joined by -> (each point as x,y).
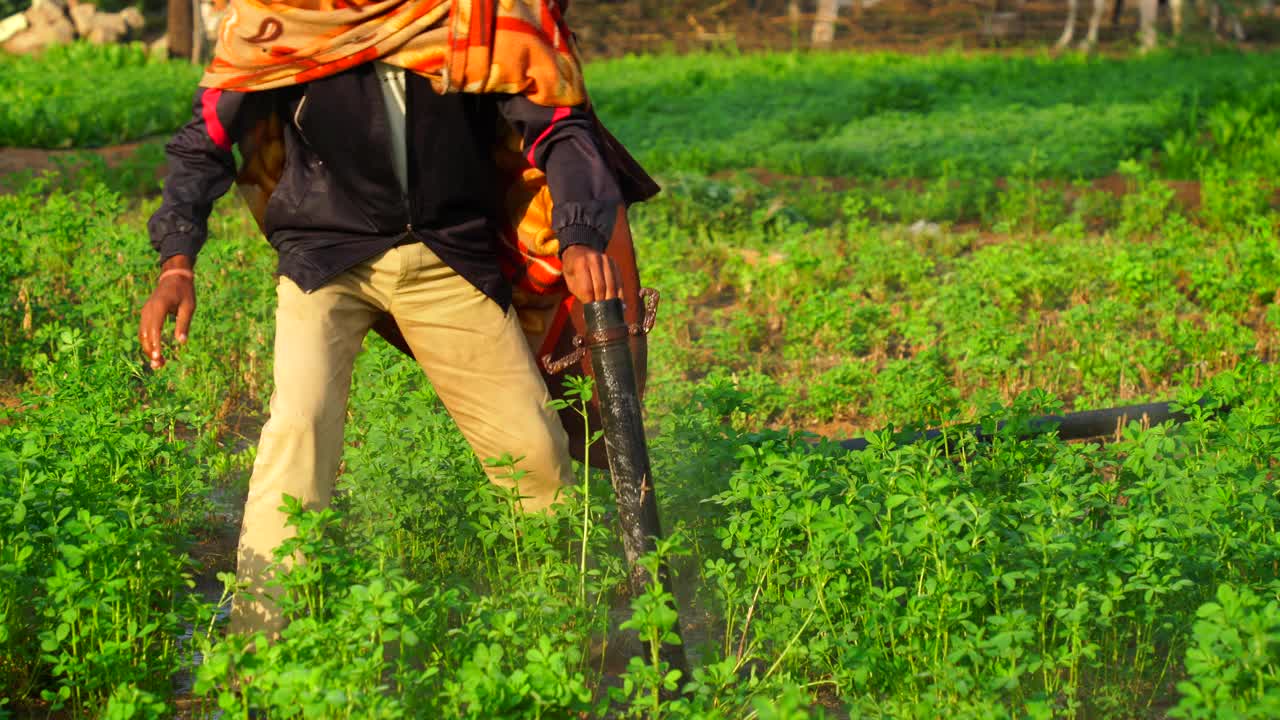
1057,0 -> 1248,51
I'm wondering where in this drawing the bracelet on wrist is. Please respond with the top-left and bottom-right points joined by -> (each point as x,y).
158,268 -> 194,283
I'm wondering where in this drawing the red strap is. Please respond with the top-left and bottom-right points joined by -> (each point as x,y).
201,88 -> 231,151
538,294 -> 576,362
526,106 -> 571,165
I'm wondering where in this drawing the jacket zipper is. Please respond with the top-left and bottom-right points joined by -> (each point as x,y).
403,85 -> 413,235
402,135 -> 410,231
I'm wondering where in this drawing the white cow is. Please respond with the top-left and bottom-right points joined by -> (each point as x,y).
1057,0 -> 1246,51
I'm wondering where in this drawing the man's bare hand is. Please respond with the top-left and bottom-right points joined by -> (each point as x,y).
138,255 -> 196,369
562,245 -> 621,304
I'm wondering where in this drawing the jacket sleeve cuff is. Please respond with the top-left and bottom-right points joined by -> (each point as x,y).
158,235 -> 200,264
557,224 -> 607,255
148,211 -> 204,264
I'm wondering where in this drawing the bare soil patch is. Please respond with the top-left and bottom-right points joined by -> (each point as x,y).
0,136 -> 167,184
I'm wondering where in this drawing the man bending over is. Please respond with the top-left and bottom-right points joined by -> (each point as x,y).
137,0 -> 644,639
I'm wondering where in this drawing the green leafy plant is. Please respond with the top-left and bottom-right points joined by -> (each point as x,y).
1171,584 -> 1280,719
1199,163 -> 1274,230
0,43 -> 202,148
612,534 -> 689,718
5,44 -> 1280,717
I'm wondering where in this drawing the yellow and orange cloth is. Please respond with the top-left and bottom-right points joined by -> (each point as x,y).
201,0 -> 585,105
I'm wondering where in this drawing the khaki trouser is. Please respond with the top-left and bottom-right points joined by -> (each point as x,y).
229,243 -> 573,637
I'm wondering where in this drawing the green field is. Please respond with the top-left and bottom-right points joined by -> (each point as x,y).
2,44 -> 1279,718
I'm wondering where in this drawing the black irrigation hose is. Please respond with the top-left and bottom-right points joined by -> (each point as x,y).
583,299 -> 691,685
838,398 -> 1227,452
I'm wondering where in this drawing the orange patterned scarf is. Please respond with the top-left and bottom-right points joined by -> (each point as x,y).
201,0 -> 585,106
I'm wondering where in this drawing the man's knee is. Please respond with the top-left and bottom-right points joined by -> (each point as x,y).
248,394 -> 348,507
487,421 -> 574,512
264,390 -> 346,437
